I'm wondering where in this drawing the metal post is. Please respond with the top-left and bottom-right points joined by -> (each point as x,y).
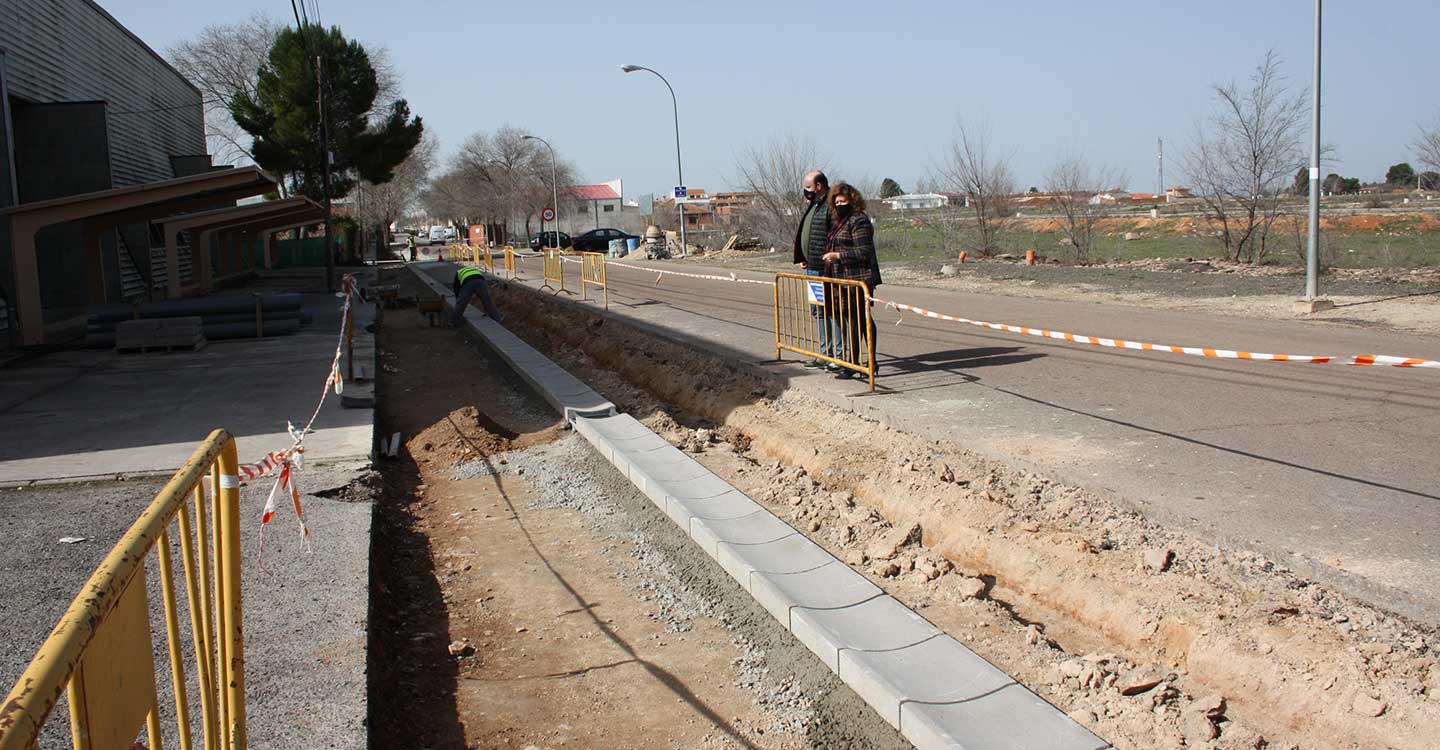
1305,0 -> 1323,301
524,136 -> 560,249
622,65 -> 686,256
317,56 -> 335,293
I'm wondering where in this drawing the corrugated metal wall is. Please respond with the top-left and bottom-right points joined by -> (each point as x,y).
0,0 -> 206,188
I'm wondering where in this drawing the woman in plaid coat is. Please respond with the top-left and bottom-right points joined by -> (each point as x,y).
821,182 -> 882,379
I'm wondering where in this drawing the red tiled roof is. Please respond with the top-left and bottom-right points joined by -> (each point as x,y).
560,184 -> 620,201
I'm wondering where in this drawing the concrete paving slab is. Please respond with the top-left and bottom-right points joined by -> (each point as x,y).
664,489 -> 767,531
715,533 -> 836,591
839,635 -> 1016,729
750,560 -> 883,629
690,510 -> 797,556
901,683 -> 1111,750
625,448 -> 714,484
653,473 -> 737,501
791,593 -> 942,671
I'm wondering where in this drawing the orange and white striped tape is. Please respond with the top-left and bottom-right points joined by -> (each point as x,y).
872,296 -> 1440,369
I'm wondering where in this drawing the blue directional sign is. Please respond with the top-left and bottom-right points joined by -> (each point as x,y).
674,186 -> 687,199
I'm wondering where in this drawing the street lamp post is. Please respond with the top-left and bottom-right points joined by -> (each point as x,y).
522,135 -> 560,249
1304,0 -> 1324,304
622,64 -> 686,257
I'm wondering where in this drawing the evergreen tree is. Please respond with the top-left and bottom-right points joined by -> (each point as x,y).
231,25 -> 423,201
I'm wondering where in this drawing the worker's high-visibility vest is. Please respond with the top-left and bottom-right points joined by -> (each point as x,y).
456,266 -> 484,285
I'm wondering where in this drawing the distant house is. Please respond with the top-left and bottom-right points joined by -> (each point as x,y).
560,178 -> 623,231
1165,186 -> 1195,201
882,193 -> 949,210
711,191 -> 757,226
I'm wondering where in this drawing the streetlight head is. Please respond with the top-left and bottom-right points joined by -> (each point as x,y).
621,64 -> 642,73
522,135 -> 537,141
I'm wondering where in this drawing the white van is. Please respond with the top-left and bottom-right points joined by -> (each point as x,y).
429,226 -> 447,244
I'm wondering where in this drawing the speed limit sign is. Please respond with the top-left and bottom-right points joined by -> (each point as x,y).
541,207 -> 556,222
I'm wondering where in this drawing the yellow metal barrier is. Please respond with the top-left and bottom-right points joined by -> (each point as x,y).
773,272 -> 876,391
541,249 -> 572,295
580,252 -> 608,309
0,430 -> 248,750
481,245 -> 494,272
503,247 -> 518,279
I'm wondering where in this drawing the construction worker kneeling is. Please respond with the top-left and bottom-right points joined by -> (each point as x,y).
450,265 -> 504,326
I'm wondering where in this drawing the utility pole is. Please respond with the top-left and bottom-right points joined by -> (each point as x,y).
1157,138 -> 1164,200
317,56 -> 335,292
1304,0 -> 1324,304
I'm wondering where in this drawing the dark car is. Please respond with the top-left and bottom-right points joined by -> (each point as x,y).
570,227 -> 640,253
528,231 -> 572,251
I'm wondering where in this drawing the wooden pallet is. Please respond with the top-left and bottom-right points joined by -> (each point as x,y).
116,339 -> 207,355
116,317 -> 207,354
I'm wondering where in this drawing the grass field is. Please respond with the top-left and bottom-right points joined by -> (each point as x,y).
871,219 -> 1440,269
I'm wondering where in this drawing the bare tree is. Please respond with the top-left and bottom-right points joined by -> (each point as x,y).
731,133 -> 829,250
167,14 -> 280,166
168,14 -> 403,169
1183,51 -> 1308,263
423,126 -> 577,239
1414,118 -> 1440,177
933,121 -> 1015,256
1044,152 -> 1124,264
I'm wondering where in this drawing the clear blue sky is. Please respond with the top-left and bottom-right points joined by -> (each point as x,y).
111,0 -> 1439,198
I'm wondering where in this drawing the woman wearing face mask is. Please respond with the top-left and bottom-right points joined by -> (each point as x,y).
820,182 -> 882,380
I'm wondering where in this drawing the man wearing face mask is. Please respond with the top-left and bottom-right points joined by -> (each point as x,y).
793,170 -> 834,367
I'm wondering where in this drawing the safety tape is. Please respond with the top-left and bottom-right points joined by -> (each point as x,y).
234,272 -> 356,568
872,296 -> 1440,369
527,254 -> 1440,371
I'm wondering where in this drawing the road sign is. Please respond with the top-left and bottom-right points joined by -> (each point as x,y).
638,193 -> 653,217
541,207 -> 556,222
674,186 -> 687,199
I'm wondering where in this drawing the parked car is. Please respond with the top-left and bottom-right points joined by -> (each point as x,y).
571,227 -> 639,253
528,231 -> 572,251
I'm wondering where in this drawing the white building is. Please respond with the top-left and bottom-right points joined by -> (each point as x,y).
881,193 -> 949,210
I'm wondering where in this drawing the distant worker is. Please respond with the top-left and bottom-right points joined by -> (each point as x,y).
450,265 -> 503,326
407,235 -> 417,262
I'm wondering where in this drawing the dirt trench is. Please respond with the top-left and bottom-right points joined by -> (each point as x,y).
489,279 -> 1440,750
366,268 -> 906,749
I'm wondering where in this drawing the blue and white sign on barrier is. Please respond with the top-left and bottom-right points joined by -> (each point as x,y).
805,280 -> 825,305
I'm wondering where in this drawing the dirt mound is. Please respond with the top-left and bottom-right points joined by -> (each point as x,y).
405,405 -> 517,469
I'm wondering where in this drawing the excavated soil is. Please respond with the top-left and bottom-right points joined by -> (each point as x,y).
367,267 -> 905,749
490,279 -> 1440,750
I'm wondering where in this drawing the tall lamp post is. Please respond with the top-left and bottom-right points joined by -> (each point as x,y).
622,64 -> 686,257
1303,0 -> 1327,308
522,135 -> 560,249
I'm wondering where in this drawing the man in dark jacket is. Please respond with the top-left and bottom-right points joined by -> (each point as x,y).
793,170 -> 834,366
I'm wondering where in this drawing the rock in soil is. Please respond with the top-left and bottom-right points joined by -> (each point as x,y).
1142,547 -> 1173,573
866,521 -> 921,561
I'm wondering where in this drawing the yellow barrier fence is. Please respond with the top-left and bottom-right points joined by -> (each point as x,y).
580,252 -> 608,309
0,430 -> 248,750
480,245 -> 494,272
503,247 -> 518,279
541,249 -> 572,295
773,272 -> 876,391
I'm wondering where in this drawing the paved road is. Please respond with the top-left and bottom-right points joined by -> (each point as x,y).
466,256 -> 1440,624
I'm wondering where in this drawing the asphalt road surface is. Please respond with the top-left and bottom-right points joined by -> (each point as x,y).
476,256 -> 1440,625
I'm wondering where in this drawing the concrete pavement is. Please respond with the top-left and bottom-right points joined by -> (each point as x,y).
438,256 -> 1440,625
0,278 -> 375,484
